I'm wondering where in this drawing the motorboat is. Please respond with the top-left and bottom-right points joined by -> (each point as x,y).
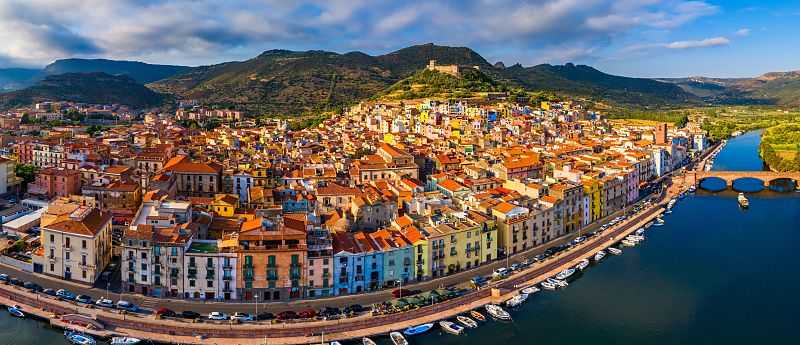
575,259 -> 590,271
7,305 -> 24,318
505,293 -> 528,308
456,315 -> 478,329
594,250 -> 607,262
540,281 -> 557,290
403,323 -> 434,336
621,239 -> 637,247
485,304 -> 511,320
521,285 -> 540,295
470,310 -> 486,322
65,331 -> 96,345
362,337 -> 377,345
689,185 -> 697,193
390,332 -> 408,345
546,277 -> 568,288
439,321 -> 465,335
110,337 -> 141,345
608,247 -> 623,255
630,235 -> 645,241
644,221 -> 654,228
635,228 -> 645,236
331,342 -> 343,345
738,193 -> 749,208
555,268 -> 576,281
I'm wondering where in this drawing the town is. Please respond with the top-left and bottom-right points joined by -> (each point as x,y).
0,95 -> 710,306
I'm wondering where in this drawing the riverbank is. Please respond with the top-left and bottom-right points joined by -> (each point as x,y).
0,193 -> 670,344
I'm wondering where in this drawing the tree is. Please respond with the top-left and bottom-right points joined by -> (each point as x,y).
15,164 -> 38,189
86,125 -> 106,137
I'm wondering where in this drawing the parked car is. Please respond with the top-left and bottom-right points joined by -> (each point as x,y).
23,281 -> 42,292
207,312 -> 228,321
155,307 -> 176,317
256,312 -> 275,321
230,312 -> 254,321
0,274 -> 8,283
56,289 -> 75,300
470,276 -> 487,286
42,288 -> 57,296
343,304 -> 365,315
116,300 -> 138,312
9,277 -> 23,286
95,298 -> 114,308
510,263 -> 522,271
492,267 -> 510,278
277,311 -> 298,320
391,288 -> 420,298
298,309 -> 316,319
75,295 -> 93,304
318,307 -> 341,319
180,310 -> 201,319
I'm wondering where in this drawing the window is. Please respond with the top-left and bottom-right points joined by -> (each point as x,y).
65,251 -> 70,261
207,280 -> 213,288
189,280 -> 195,287
50,234 -> 54,242
141,274 -> 147,282
50,263 -> 54,271
141,252 -> 147,259
82,240 -> 87,249
65,237 -> 70,247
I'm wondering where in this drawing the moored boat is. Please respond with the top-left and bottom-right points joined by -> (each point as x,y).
485,304 -> 511,320
635,228 -> 645,236
555,268 -> 576,280
575,259 -> 590,271
540,281 -> 557,290
505,293 -> 528,307
521,285 -> 540,295
403,323 -> 434,336
439,321 -> 465,335
7,305 -> 24,318
390,332 -> 408,345
111,337 -> 141,345
456,315 -> 478,328
594,250 -> 607,262
608,247 -> 623,255
362,337 -> 377,345
65,331 -> 96,345
470,310 -> 486,322
621,239 -> 637,247
738,193 -> 749,208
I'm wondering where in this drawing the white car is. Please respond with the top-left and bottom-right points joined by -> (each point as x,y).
493,267 -> 510,278
95,298 -> 114,308
208,312 -> 228,321
230,312 -> 254,321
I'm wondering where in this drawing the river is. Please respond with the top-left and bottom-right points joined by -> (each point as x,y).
3,131 -> 799,345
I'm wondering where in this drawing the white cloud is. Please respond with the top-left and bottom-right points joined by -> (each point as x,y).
735,28 -> 751,37
665,37 -> 730,49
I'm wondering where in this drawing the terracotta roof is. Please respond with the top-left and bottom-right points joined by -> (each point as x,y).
46,208 -> 111,237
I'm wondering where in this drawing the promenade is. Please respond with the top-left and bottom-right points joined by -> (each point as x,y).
0,189 -> 670,345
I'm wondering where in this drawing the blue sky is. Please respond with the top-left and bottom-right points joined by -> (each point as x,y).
0,0 -> 798,78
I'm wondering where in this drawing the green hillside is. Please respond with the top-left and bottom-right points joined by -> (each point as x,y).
379,68 -> 508,100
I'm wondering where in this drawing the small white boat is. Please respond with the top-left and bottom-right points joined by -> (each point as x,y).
546,277 -> 568,288
65,331 -> 96,345
390,332 -> 408,345
485,304 -> 511,320
540,281 -> 557,290
621,239 -> 637,247
403,323 -> 434,336
363,337 -> 377,345
630,235 -> 645,241
439,321 -> 465,335
331,342 -> 343,345
575,259 -> 590,271
7,305 -> 24,318
635,228 -> 645,236
456,315 -> 478,328
505,293 -> 528,307
652,220 -> 664,227
521,285 -> 540,295
555,268 -> 576,280
111,337 -> 141,345
644,221 -> 654,228
594,250 -> 607,262
608,247 -> 623,255
738,193 -> 749,208
470,310 -> 486,322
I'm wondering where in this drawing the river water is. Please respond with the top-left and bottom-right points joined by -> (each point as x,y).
3,131 -> 799,345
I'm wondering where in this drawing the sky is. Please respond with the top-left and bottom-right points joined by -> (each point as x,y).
0,0 -> 798,78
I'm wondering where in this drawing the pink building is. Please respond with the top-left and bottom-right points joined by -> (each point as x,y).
28,167 -> 82,199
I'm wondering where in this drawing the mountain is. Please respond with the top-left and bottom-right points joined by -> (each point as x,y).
43,59 -> 192,84
0,68 -> 42,91
0,72 -> 167,109
379,68 -> 508,100
151,43 -> 696,115
659,71 -> 800,105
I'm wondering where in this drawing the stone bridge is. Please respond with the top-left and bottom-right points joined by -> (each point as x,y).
690,171 -> 800,187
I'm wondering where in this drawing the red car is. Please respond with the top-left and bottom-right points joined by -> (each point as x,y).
391,288 -> 420,298
298,309 -> 316,319
155,307 -> 176,317
277,311 -> 298,320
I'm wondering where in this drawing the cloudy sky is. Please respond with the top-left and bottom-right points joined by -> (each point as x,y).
0,0 -> 797,77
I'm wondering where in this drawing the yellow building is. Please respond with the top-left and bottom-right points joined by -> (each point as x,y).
582,177 -> 602,224
211,194 -> 239,217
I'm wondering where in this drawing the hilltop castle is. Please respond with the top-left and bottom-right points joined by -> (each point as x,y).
426,60 -> 480,78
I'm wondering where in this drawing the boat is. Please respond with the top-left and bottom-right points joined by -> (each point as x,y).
521,285 -> 540,295
456,315 -> 478,328
403,323 -> 434,336
439,321 -> 465,335
470,310 -> 486,322
485,304 -> 511,320
575,259 -> 590,271
738,193 -> 749,208
390,332 -> 408,345
546,277 -> 568,288
635,228 -> 645,236
608,247 -> 623,255
689,185 -> 697,193
594,250 -> 607,262
505,293 -> 528,307
652,219 -> 664,227
621,239 -> 637,247
7,305 -> 24,318
362,337 -> 377,345
331,342 -> 342,345
110,337 -> 141,345
644,221 -> 654,228
540,281 -> 557,290
65,331 -> 96,345
555,268 -> 576,280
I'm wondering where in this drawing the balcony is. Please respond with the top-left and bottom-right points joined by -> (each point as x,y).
223,274 -> 233,281
206,270 -> 215,280
223,262 -> 233,269
64,245 -> 72,252
187,268 -> 197,279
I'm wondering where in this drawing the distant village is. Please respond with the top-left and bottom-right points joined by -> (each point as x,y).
0,96 -> 710,302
